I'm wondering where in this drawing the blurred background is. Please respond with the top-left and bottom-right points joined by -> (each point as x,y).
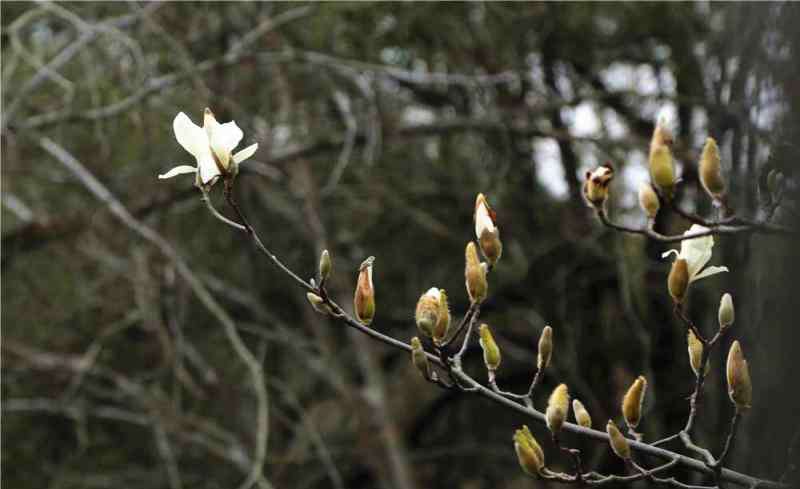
3,2 -> 800,489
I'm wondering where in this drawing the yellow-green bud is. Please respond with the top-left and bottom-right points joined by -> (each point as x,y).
718,293 -> 734,330
546,383 -> 570,435
650,145 -> 675,199
433,289 -> 451,343
354,256 -> 375,325
475,193 -> 502,267
622,376 -> 647,430
572,399 -> 592,428
687,330 -> 709,376
726,340 -> 752,412
537,326 -> 553,370
410,337 -> 430,379
465,242 -> 488,304
606,420 -> 631,460
638,182 -> 660,219
699,137 -> 725,201
668,258 -> 689,303
319,249 -> 332,283
306,292 -> 333,315
478,324 -> 501,372
513,425 -> 545,476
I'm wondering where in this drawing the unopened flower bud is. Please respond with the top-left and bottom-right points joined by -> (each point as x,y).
546,384 -> 570,435
718,293 -> 734,330
699,137 -> 725,201
475,193 -> 502,267
319,249 -> 332,283
572,399 -> 592,428
513,425 -> 545,476
478,324 -> 501,372
622,376 -> 647,430
354,256 -> 375,325
433,289 -> 451,344
415,288 -> 441,338
687,330 -> 709,376
410,337 -> 430,379
465,242 -> 488,304
638,182 -> 660,219
726,340 -> 752,412
668,258 -> 689,303
583,164 -> 614,208
307,292 -> 333,315
537,326 -> 553,370
606,420 -> 631,460
649,115 -> 675,199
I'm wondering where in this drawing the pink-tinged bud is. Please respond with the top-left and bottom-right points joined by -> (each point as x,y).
726,340 -> 752,412
354,256 -> 375,325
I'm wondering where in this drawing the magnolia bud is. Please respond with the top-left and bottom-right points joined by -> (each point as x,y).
546,384 -> 570,435
668,258 -> 689,303
537,326 -> 553,370
687,330 -> 709,376
478,324 -> 501,372
718,293 -> 734,330
649,115 -> 675,199
622,376 -> 647,430
410,337 -> 430,379
513,425 -> 545,476
638,182 -> 660,219
319,249 -> 332,283
354,256 -> 375,325
465,242 -> 488,304
572,399 -> 592,428
606,420 -> 631,460
306,292 -> 333,315
415,288 -> 441,338
699,137 -> 725,201
433,289 -> 451,344
726,340 -> 752,412
475,193 -> 502,267
583,164 -> 614,208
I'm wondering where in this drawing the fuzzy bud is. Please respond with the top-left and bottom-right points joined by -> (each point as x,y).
465,242 -> 488,304
410,337 -> 430,379
546,384 -> 570,435
513,425 -> 545,476
478,324 -> 501,372
415,288 -> 441,338
306,292 -> 333,315
583,164 -> 614,208
699,137 -> 725,201
475,193 -> 503,267
572,399 -> 592,428
622,376 -> 647,430
649,115 -> 675,199
433,289 -> 452,344
354,256 -> 375,325
687,330 -> 709,376
718,293 -> 735,330
606,420 -> 631,460
726,340 -> 752,412
638,182 -> 660,219
668,258 -> 689,303
537,326 -> 553,370
319,249 -> 332,283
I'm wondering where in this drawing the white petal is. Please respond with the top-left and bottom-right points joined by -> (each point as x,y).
680,225 -> 713,279
691,265 -> 729,282
197,154 -> 222,184
661,249 -> 679,260
424,287 -> 441,299
173,112 -> 208,158
158,165 -> 197,179
209,121 -> 244,157
233,143 -> 258,164
474,201 -> 495,238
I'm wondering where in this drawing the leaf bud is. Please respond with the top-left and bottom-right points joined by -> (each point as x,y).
319,249 -> 332,283
410,337 -> 430,380
306,292 -> 333,315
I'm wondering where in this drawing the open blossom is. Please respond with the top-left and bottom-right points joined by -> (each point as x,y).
158,108 -> 258,186
662,225 -> 728,283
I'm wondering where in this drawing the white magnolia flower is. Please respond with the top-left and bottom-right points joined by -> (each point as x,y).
662,224 -> 729,282
158,108 -> 258,185
474,193 -> 497,239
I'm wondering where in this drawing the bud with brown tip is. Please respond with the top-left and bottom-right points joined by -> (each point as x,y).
537,326 -> 553,370
687,330 -> 709,376
513,425 -> 545,476
354,256 -> 375,325
638,182 -> 660,219
607,420 -> 631,460
479,324 -> 501,373
699,137 -> 726,201
465,242 -> 488,304
668,258 -> 689,303
572,399 -> 592,428
583,164 -> 614,208
718,293 -> 734,330
726,340 -> 752,412
546,384 -> 570,435
410,337 -> 430,380
475,193 -> 502,267
622,376 -> 647,430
